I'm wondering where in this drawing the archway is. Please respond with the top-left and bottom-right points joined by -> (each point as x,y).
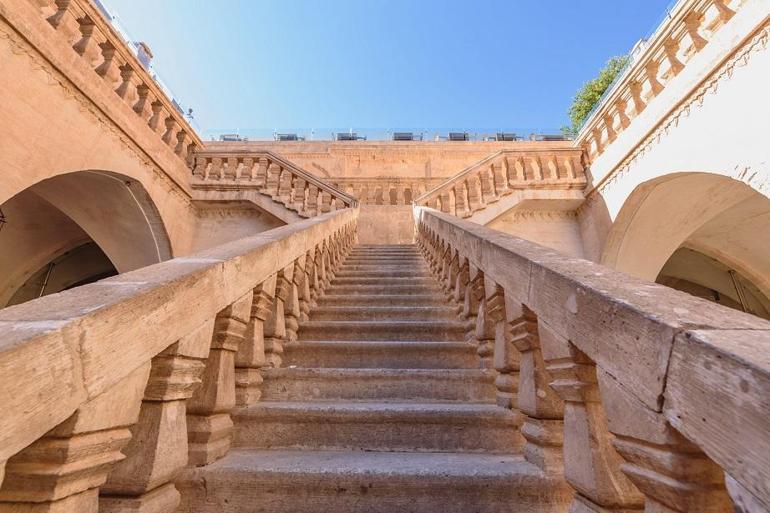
602,172 -> 770,319
0,170 -> 172,306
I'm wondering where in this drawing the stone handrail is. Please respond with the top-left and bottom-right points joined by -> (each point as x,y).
575,0 -> 743,162
0,208 -> 358,511
3,0 -> 202,172
414,148 -> 586,218
192,150 -> 358,218
415,206 -> 769,511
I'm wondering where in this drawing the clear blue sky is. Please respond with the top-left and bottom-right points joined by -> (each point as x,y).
105,0 -> 672,134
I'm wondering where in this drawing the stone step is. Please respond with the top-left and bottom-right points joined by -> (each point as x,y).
178,449 -> 571,513
298,320 -> 466,342
331,276 -> 437,287
309,305 -> 457,321
334,269 -> 432,278
283,340 -> 478,369
325,284 -> 442,296
343,259 -> 426,266
316,293 -> 448,308
349,249 -> 421,255
232,402 -> 521,452
261,368 -> 495,402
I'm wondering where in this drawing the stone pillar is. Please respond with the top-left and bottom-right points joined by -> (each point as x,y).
235,277 -> 277,407
539,322 -> 644,512
0,365 -> 150,513
598,368 -> 733,513
264,268 -> 292,368
100,322 -> 212,513
186,293 -> 252,466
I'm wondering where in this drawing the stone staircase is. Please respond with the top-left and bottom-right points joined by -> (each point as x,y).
179,244 -> 569,513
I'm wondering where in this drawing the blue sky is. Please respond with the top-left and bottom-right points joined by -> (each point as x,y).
106,0 -> 672,135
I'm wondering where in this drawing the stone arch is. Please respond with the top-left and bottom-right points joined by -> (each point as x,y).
601,171 -> 770,317
0,170 -> 173,305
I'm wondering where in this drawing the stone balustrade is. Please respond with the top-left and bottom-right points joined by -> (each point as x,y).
330,177 -> 444,206
414,149 -> 586,217
576,0 -> 744,162
11,0 -> 202,166
415,206 -> 769,512
0,208 -> 358,512
191,151 -> 358,218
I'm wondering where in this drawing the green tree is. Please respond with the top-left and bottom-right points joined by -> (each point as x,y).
562,56 -> 629,138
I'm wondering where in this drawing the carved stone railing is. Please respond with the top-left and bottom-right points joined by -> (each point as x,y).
576,0 -> 745,162
0,208 -> 357,512
5,0 -> 203,170
416,206 -> 769,512
330,177 -> 444,206
191,150 -> 358,218
414,148 -> 586,218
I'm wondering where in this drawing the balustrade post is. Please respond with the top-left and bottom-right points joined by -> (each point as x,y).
512,157 -> 526,182
235,277 -> 277,407
284,259 -> 304,344
319,191 -> 333,213
644,61 -> 664,97
597,368 -> 732,513
0,365 -> 151,513
480,166 -> 497,203
467,176 -> 485,212
615,100 -> 631,129
539,321 -> 644,512
223,157 -> 238,180
116,64 -> 138,104
265,163 -> 281,197
292,177 -> 307,212
100,322 -> 213,513
493,162 -> 509,196
186,293 -> 252,466
133,84 -> 155,122
277,169 -> 293,203
148,102 -> 166,134
454,182 -> 470,217
299,250 -> 314,321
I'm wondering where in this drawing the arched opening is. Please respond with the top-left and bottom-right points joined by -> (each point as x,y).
602,172 -> 770,319
0,170 -> 172,306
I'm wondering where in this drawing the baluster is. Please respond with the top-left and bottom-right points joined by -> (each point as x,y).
615,99 -> 631,130
439,191 -> 452,213
629,80 -> 647,115
100,323 -> 212,513
473,270 -> 496,367
277,169 -> 293,204
603,113 -> 617,144
292,177 -> 307,213
683,12 -> 707,52
133,84 -> 155,122
161,117 -> 179,147
663,37 -> 684,77
242,157 -> 255,180
540,323 -> 644,512
299,251 -> 314,321
0,365 -> 151,512
265,163 -> 281,197
73,16 -> 104,67
192,157 -> 208,180
467,176 -> 485,212
480,166 -> 497,203
175,131 -> 190,159
284,259 -> 304,344
264,267 -> 292,367
254,157 -> 268,186
591,128 -> 605,155
598,368 -> 732,513
223,157 -> 237,180
493,161 -> 510,196
234,277 -> 276,407
645,61 -> 664,97
396,185 -> 406,205
186,293 -> 253,466
319,191 -> 333,213
95,41 -> 122,88
148,102 -> 167,134
512,157 -> 526,182
454,182 -> 470,217
306,185 -> 319,216
47,0 -> 82,46
712,0 -> 735,23
115,64 -> 138,105
209,157 -> 223,180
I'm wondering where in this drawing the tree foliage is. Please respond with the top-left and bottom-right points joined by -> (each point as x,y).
562,56 -> 629,137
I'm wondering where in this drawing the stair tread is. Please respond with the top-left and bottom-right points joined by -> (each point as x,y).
198,449 -> 535,478
239,401 -> 512,418
264,368 -> 492,378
